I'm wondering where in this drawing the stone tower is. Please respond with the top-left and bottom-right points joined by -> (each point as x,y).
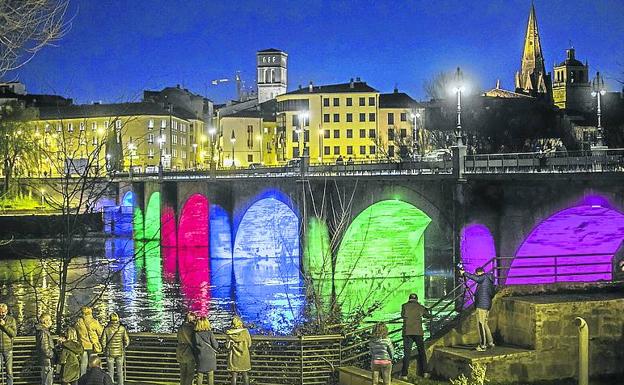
257,48 -> 288,103
552,48 -> 591,111
515,3 -> 551,99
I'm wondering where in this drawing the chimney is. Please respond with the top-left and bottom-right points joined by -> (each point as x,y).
393,83 -> 398,93
356,77 -> 361,82
350,78 -> 354,89
309,81 -> 313,92
298,84 -> 302,90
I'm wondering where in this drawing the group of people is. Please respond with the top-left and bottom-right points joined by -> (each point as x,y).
176,313 -> 252,385
0,304 -> 129,385
369,266 -> 496,383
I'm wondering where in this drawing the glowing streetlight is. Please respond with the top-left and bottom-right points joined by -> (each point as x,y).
451,67 -> 465,146
318,128 -> 325,163
230,130 -> 236,168
591,72 -> 607,147
158,135 -> 165,174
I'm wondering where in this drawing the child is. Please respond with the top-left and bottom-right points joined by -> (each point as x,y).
369,322 -> 394,384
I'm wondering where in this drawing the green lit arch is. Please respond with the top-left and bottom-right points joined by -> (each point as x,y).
144,192 -> 161,241
331,199 -> 432,321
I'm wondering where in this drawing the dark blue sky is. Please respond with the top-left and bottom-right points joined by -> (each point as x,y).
8,0 -> 624,104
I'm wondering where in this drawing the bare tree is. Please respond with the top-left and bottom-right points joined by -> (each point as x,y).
423,70 -> 480,101
0,0 -> 71,78
0,102 -> 38,195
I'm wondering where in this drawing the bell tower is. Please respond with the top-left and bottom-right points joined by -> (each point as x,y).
552,48 -> 591,111
257,48 -> 288,103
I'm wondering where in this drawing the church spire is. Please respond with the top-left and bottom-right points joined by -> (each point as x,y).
515,2 -> 550,98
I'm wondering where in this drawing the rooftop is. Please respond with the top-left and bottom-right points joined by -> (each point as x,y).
379,91 -> 420,108
38,102 -> 197,120
285,79 -> 378,95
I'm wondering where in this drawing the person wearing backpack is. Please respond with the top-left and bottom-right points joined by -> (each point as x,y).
58,327 -> 84,385
101,313 -> 130,385
460,266 -> 496,351
74,307 -> 104,375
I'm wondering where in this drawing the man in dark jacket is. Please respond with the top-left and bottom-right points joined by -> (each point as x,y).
400,293 -> 431,379
0,303 -> 17,385
461,266 -> 496,351
78,355 -> 113,385
35,313 -> 54,385
176,313 -> 196,385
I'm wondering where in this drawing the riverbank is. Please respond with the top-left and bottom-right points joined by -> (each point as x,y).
0,212 -> 103,239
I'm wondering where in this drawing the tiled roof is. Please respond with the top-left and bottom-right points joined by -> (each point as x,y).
379,92 -> 420,108
37,102 -> 197,120
285,81 -> 378,95
222,99 -> 277,122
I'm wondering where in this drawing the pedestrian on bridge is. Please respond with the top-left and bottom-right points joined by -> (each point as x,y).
460,266 -> 496,351
369,322 -> 394,385
400,293 -> 431,380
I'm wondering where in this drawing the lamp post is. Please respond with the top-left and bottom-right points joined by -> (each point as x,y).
105,153 -> 111,172
297,111 -> 309,158
208,128 -> 216,169
256,134 -> 263,163
96,127 -> 105,175
192,143 -> 198,169
591,72 -> 606,148
128,139 -> 136,175
230,130 -> 236,169
410,112 -> 422,159
453,67 -> 464,146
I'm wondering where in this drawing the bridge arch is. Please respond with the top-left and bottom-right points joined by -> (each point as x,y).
506,195 -> 624,285
144,192 -> 161,241
121,191 -> 135,207
178,193 -> 210,248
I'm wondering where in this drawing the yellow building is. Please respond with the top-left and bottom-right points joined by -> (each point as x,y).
378,90 -> 425,160
275,79 -> 423,164
31,102 -> 205,175
218,100 -> 278,168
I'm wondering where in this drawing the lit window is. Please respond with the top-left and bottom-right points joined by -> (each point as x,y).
182,150 -> 187,159
333,146 -> 340,155
148,134 -> 154,144
56,123 -> 62,132
148,148 -> 154,158
80,122 -> 85,131
173,135 -> 178,144
173,148 -> 178,158
116,120 -> 122,129
148,119 -> 154,128
45,124 -> 50,132
369,97 -> 375,106
68,123 -> 73,132
161,119 -> 167,128
91,122 -> 97,131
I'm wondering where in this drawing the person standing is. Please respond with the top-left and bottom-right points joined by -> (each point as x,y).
35,313 -> 54,385
75,307 -> 104,375
369,323 -> 394,385
193,318 -> 219,385
0,303 -> 16,385
400,293 -> 431,379
225,316 -> 251,385
176,313 -> 196,385
78,355 -> 113,385
101,313 -> 130,385
460,266 -> 496,351
58,327 -> 84,385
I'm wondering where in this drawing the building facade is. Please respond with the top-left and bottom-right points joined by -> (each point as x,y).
30,102 -> 205,176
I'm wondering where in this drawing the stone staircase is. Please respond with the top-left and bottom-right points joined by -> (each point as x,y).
425,289 -> 624,382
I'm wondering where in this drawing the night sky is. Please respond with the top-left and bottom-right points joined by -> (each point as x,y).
7,0 -> 624,104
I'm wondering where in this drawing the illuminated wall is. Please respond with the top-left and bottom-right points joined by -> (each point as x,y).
210,205 -> 232,260
143,240 -> 165,326
133,208 -> 144,240
460,224 -> 496,274
334,200 -> 431,320
144,192 -> 161,241
303,217 -> 332,279
161,205 -> 177,247
162,246 -> 177,281
122,191 -> 134,207
232,195 -> 303,333
507,201 -> 624,285
178,246 -> 211,316
178,194 -> 209,247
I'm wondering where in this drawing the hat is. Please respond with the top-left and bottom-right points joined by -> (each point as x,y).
409,293 -> 418,300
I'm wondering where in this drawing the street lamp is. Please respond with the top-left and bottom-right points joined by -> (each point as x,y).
230,129 -> 236,168
128,139 -> 136,174
105,153 -> 112,172
296,111 -> 309,158
591,72 -> 607,147
207,128 -> 216,169
452,67 -> 465,146
256,134 -> 263,163
192,143 -> 198,168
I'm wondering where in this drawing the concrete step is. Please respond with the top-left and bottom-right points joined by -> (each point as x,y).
430,344 -> 536,382
339,366 -> 412,385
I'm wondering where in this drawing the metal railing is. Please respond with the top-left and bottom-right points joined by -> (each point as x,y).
464,149 -> 624,174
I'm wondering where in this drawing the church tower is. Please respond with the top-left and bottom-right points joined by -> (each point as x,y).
552,48 -> 591,111
257,48 -> 288,103
515,3 -> 551,99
